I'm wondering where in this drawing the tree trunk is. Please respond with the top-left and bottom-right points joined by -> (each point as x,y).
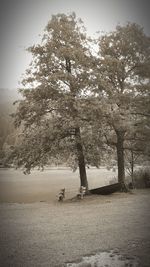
116,130 -> 128,192
130,149 -> 134,188
75,127 -> 89,192
65,58 -> 88,192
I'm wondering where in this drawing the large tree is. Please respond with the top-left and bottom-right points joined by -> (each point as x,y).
12,13 -> 95,191
95,23 -> 150,190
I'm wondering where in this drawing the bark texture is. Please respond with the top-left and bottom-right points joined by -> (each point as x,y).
75,127 -> 88,191
116,130 -> 128,192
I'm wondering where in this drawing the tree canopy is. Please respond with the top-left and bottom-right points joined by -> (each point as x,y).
11,13 -> 99,190
7,14 -> 150,192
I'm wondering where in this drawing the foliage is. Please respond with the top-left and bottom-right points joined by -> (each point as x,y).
10,13 -> 101,188
93,23 -> 150,187
5,15 -> 150,192
131,168 -> 150,188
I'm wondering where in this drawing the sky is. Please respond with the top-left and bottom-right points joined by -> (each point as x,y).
0,0 -> 150,89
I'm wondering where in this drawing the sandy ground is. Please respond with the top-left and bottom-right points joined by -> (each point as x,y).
0,168 -> 150,267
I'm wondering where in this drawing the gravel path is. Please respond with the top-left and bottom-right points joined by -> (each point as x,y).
0,190 -> 150,267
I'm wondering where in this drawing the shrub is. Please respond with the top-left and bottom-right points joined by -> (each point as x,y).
133,168 -> 150,189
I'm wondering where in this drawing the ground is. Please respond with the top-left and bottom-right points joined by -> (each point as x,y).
0,168 -> 150,267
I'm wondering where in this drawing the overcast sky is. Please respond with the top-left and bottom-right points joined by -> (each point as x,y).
0,0 -> 150,89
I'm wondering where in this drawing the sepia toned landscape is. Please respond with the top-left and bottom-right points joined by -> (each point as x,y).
0,1 -> 150,266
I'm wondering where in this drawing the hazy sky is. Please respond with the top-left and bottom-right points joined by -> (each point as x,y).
0,0 -> 150,89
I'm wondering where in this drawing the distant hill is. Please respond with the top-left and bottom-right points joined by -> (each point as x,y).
0,88 -> 21,115
0,88 -> 21,150
0,88 -> 20,105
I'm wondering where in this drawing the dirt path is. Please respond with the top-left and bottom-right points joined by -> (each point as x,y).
0,190 -> 150,267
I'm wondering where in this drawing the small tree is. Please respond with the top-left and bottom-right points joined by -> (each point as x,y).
125,146 -> 140,187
